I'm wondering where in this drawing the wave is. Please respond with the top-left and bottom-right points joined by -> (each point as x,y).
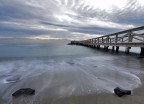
0,56 -> 143,103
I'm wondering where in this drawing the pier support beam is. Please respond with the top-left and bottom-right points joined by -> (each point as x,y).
112,46 -> 115,52
140,47 -> 144,56
125,47 -> 131,54
116,46 -> 119,52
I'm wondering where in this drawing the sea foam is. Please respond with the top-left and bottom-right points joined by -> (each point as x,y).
0,56 -> 143,98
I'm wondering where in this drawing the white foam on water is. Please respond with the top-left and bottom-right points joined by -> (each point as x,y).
2,75 -> 21,83
0,56 -> 143,103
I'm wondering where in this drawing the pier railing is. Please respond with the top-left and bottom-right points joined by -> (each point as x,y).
70,26 -> 144,55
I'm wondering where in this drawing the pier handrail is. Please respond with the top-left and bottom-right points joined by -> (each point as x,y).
70,26 -> 144,55
80,26 -> 144,44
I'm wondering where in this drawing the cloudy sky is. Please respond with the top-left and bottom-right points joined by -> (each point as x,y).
0,0 -> 144,40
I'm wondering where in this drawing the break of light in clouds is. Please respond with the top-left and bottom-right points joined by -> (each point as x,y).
0,0 -> 144,40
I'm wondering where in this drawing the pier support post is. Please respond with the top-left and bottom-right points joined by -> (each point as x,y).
97,45 -> 100,49
125,47 -> 131,54
140,47 -> 144,56
96,45 -> 98,49
98,45 -> 100,49
116,46 -> 119,52
112,46 -> 115,52
104,46 -> 109,51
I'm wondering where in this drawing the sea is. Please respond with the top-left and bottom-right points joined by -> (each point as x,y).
0,40 -> 143,103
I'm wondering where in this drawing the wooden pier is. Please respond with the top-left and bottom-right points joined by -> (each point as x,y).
70,26 -> 144,56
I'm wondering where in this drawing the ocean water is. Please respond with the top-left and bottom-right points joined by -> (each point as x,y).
0,41 -> 144,103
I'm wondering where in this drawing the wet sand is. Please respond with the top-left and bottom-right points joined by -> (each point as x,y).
0,55 -> 143,104
0,69 -> 144,104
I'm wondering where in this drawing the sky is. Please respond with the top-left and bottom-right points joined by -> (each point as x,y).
0,0 -> 144,40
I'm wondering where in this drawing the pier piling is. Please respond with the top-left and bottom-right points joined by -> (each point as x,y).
140,47 -> 144,56
112,46 -> 115,52
116,46 -> 119,52
104,46 -> 109,51
125,47 -> 131,54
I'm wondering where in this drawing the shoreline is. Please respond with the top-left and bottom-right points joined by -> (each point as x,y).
0,45 -> 143,104
0,70 -> 143,104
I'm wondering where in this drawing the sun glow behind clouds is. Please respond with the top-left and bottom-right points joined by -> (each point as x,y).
83,0 -> 128,10
137,0 -> 144,6
55,14 -> 74,22
25,35 -> 63,40
24,32 -> 103,41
